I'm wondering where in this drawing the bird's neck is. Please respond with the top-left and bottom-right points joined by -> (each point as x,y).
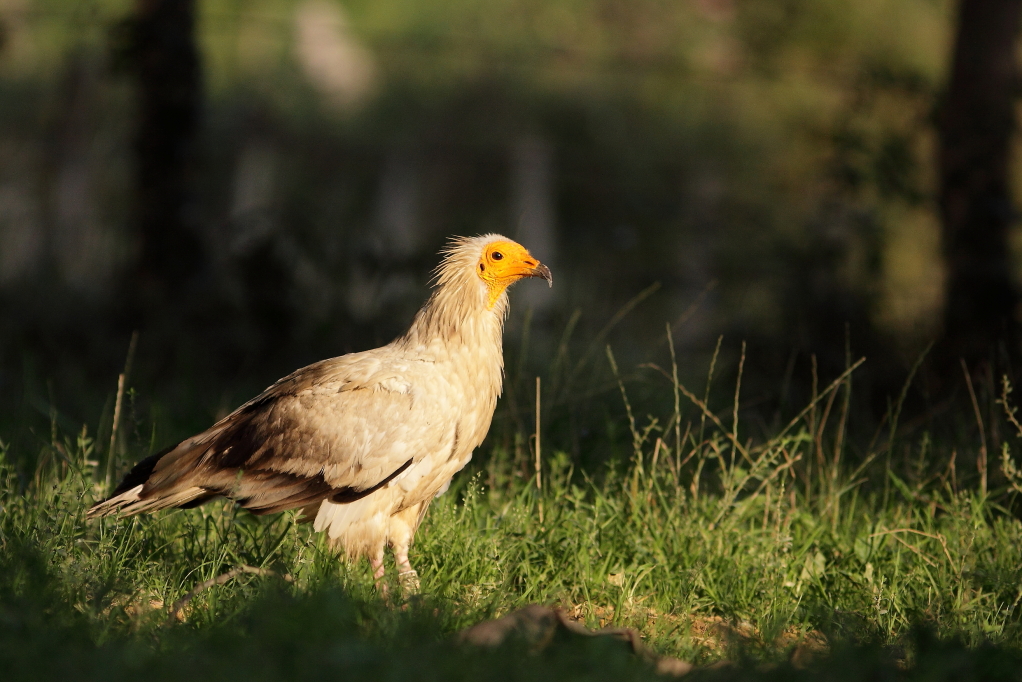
398,279 -> 508,363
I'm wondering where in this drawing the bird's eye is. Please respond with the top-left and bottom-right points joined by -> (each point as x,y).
492,251 -> 503,261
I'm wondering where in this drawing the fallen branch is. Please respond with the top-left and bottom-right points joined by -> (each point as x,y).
167,565 -> 292,624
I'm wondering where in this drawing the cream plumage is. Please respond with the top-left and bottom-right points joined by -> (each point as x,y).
88,235 -> 551,587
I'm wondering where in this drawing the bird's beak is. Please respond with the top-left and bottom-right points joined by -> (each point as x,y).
504,254 -> 553,288
529,263 -> 553,288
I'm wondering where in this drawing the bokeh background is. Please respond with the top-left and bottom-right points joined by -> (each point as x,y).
0,0 -> 1017,469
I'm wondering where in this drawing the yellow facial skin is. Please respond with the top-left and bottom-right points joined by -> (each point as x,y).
477,240 -> 553,309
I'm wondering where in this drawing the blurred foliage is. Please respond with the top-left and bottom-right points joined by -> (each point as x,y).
0,0 -> 968,454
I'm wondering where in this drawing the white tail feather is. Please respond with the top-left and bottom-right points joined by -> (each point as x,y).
314,496 -> 391,557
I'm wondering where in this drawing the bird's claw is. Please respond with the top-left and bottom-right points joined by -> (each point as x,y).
398,568 -> 420,595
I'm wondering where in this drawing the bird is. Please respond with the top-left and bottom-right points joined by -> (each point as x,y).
88,234 -> 552,590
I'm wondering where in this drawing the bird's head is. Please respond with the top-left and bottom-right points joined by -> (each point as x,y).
432,234 -> 553,317
475,238 -> 553,309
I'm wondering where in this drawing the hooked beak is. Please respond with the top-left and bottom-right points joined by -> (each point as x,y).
530,263 -> 553,288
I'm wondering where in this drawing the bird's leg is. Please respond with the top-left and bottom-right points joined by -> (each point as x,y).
370,555 -> 386,581
370,550 -> 388,595
389,505 -> 422,595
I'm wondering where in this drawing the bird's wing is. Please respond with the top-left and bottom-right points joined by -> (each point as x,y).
129,350 -> 456,515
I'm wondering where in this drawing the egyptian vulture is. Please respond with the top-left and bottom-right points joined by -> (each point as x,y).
89,235 -> 551,588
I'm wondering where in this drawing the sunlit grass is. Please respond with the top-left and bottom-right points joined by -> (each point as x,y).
4,345 -> 1022,679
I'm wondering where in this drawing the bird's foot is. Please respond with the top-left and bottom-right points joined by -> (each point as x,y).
398,568 -> 420,595
393,547 -> 419,595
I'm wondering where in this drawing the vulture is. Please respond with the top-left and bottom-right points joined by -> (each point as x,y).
88,235 -> 552,588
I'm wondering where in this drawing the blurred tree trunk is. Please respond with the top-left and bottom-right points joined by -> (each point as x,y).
127,0 -> 204,321
938,0 -> 1022,371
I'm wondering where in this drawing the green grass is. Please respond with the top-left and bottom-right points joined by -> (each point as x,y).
4,352 -> 1022,680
